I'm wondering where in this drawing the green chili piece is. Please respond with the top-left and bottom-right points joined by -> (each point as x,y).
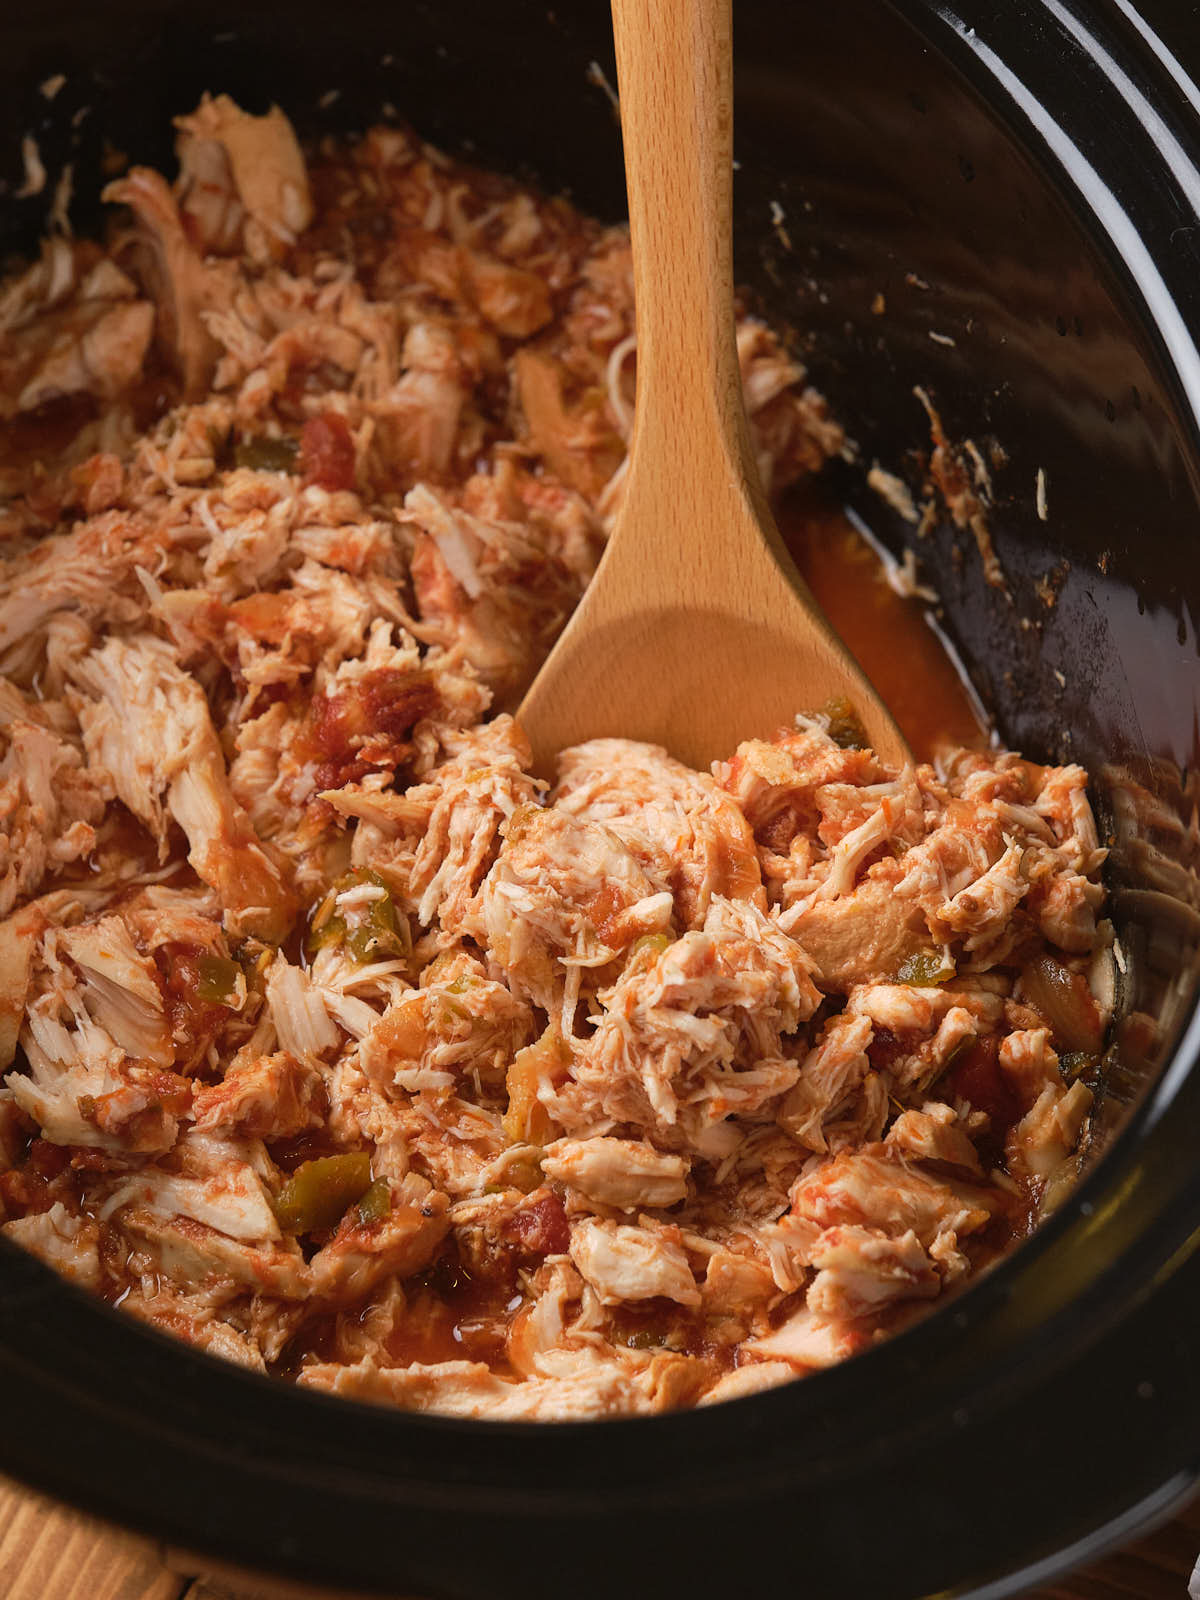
273,1153 -> 373,1234
434,974 -> 478,1024
347,882 -> 408,963
896,949 -> 956,987
819,695 -> 870,750
632,933 -> 673,959
234,435 -> 298,472
195,953 -> 244,1008
306,913 -> 347,957
507,1155 -> 544,1194
307,868 -> 409,963
356,1177 -> 392,1225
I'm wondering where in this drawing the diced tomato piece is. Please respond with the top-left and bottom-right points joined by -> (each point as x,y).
506,1194 -> 570,1257
945,1036 -> 1021,1135
300,413 -> 356,491
26,1140 -> 69,1181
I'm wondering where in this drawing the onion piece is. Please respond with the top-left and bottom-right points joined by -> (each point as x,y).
1020,954 -> 1104,1053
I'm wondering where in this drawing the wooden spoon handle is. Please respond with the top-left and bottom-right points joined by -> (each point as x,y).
611,0 -> 756,540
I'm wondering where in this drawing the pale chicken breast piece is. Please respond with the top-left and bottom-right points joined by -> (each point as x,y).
744,1306 -> 875,1371
8,925 -> 185,1153
998,1028 -> 1063,1108
308,1173 -> 449,1303
103,167 -> 239,396
777,1011 -> 873,1154
930,836 -> 1028,953
784,874 -> 930,995
406,481 -> 598,705
791,1145 -> 1004,1249
0,513 -> 175,661
464,804 -> 673,1028
119,1282 -> 268,1371
1008,1079 -> 1093,1179
69,634 -> 295,941
541,1138 -> 689,1211
7,1050 -> 177,1153
191,1051 -> 326,1139
328,716 -> 539,936
99,1160 -> 282,1243
360,971 -> 532,1099
118,1212 -> 309,1298
175,94 -> 313,262
885,1103 -> 983,1173
568,1218 -> 701,1308
699,1247 -> 776,1321
299,1348 -> 695,1419
57,917 -> 171,1065
0,710 -> 111,916
2,1203 -> 104,1291
555,738 -> 764,928
715,727 -> 885,849
0,240 -> 153,421
121,884 -> 227,959
549,895 -> 819,1152
264,955 -> 340,1060
805,1225 -> 939,1319
0,906 -> 38,1069
699,1361 -> 797,1404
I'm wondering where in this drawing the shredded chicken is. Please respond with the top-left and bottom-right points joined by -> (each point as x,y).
0,101 -> 1106,1422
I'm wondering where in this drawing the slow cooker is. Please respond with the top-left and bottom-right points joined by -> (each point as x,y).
1,1 -> 1199,1596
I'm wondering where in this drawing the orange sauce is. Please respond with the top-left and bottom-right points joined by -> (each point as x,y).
777,485 -> 991,763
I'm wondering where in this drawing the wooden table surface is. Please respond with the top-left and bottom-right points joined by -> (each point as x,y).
2,1473 -> 1199,1600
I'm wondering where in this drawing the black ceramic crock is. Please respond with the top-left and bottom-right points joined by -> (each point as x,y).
1,2 -> 1199,1596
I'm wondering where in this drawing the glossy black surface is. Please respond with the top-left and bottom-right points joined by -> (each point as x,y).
2,2 -> 1200,1597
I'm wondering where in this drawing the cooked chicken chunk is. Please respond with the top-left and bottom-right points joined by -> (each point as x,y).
406,481 -> 599,705
805,1225 -> 939,1318
541,1138 -> 689,1211
175,94 -> 313,262
2,1203 -> 104,1291
330,716 -> 539,936
192,1051 -> 326,1138
0,706 -> 111,915
0,241 -> 153,422
569,1218 -> 700,1308
548,896 -> 820,1153
104,167 -> 238,396
555,738 -> 763,928
309,1174 -> 449,1302
791,1145 -> 1003,1248
69,634 -> 295,941
464,804 -> 673,1027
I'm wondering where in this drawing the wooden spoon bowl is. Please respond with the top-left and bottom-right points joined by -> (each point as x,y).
517,0 -> 908,774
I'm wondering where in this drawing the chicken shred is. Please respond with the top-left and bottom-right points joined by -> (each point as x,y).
0,102 -> 1107,1420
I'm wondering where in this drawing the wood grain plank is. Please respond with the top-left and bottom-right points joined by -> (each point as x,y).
0,1474 -> 184,1600
1,1472 -> 1197,1600
1031,1506 -> 1200,1599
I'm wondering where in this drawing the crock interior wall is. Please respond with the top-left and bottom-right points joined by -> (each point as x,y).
1,0 -> 1196,1128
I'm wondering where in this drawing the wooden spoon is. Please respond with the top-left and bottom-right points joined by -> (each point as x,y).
516,0 -> 908,775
